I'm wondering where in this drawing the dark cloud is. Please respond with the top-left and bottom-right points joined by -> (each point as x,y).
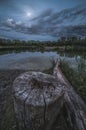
0,0 -> 11,5
31,9 -> 53,22
58,25 -> 86,37
1,4 -> 86,39
0,0 -> 9,3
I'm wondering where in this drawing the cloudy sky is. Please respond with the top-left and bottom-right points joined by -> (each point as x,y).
0,0 -> 86,41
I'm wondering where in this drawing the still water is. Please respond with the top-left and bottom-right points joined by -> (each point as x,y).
0,50 -> 86,72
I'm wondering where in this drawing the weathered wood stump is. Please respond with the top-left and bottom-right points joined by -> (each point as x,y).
13,72 -> 64,130
53,59 -> 86,130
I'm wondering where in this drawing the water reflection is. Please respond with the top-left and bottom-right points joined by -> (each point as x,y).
0,50 -> 86,72
0,51 -> 58,70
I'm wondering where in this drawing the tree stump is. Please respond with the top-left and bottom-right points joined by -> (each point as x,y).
13,72 -> 64,130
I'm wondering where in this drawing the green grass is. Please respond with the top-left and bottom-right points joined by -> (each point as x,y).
61,61 -> 86,103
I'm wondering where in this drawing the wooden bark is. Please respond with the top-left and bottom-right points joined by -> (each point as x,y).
53,59 -> 86,130
13,72 -> 64,130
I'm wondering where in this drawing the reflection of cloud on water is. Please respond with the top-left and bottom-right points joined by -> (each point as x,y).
0,51 -> 85,72
9,57 -> 53,70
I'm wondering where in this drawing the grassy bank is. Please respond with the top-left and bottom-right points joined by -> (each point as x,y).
61,61 -> 86,102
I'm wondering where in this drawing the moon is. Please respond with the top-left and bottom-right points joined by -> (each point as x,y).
26,12 -> 32,17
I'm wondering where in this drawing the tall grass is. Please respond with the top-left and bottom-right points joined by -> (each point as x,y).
61,60 -> 86,102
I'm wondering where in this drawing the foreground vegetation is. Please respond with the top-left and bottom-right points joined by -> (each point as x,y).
61,60 -> 86,102
44,57 -> 86,103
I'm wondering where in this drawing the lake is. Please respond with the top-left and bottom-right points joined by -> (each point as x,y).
0,50 -> 86,72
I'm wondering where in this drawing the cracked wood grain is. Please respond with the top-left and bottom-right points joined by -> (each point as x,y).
13,71 -> 64,130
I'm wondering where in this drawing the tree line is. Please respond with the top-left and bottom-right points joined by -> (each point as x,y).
0,36 -> 86,51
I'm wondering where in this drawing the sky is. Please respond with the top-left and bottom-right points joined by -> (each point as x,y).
0,0 -> 86,41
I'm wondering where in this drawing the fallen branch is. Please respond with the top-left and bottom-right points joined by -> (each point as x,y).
53,58 -> 86,130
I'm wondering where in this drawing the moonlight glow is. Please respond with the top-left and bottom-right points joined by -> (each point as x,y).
26,12 -> 32,17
